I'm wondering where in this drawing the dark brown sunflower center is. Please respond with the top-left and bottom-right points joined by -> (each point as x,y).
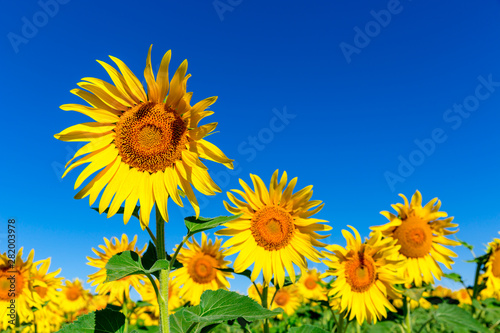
0,269 -> 24,301
188,253 -> 217,284
345,252 -> 376,292
66,287 -> 81,301
251,206 -> 295,251
492,249 -> 500,278
115,102 -> 188,173
274,290 -> 290,306
393,215 -> 433,258
304,277 -> 317,290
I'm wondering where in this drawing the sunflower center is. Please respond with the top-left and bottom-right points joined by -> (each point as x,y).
393,215 -> 433,258
251,206 -> 295,251
34,285 -> 48,299
115,102 -> 188,173
345,252 -> 376,293
304,277 -> 317,290
0,269 -> 24,301
188,253 -> 218,284
492,249 -> 500,278
66,287 -> 81,301
274,290 -> 290,306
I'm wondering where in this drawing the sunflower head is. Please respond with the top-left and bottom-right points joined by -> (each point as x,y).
322,226 -> 405,325
271,284 -> 302,318
58,279 -> 89,314
216,170 -> 331,288
87,234 -> 147,304
171,232 -> 233,305
297,269 -> 327,302
54,46 -> 233,228
371,190 -> 460,287
483,233 -> 500,296
0,248 -> 38,328
31,257 -> 63,304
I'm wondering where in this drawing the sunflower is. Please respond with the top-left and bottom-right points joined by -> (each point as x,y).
0,248 -> 39,330
87,234 -> 147,304
371,190 -> 460,287
137,277 -> 182,314
431,285 -> 452,298
171,232 -> 232,305
321,226 -> 405,325
54,46 -> 233,228
270,284 -> 302,317
483,233 -> 500,296
297,269 -> 327,302
452,288 -> 473,306
58,279 -> 88,314
31,257 -> 63,306
216,170 -> 331,288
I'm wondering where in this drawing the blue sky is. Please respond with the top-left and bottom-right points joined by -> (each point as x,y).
1,0 -> 500,296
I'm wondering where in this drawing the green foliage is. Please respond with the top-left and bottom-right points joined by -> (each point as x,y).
432,303 -> 489,333
184,214 -> 242,237
403,287 -> 426,302
288,325 -> 330,332
56,309 -> 125,333
443,272 -> 464,284
169,289 -> 281,333
105,250 -> 168,282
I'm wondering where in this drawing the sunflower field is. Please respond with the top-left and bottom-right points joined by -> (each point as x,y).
2,47 -> 499,333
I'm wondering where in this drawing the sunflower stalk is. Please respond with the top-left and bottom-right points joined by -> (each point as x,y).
403,296 -> 412,333
155,206 -> 170,333
262,282 -> 270,333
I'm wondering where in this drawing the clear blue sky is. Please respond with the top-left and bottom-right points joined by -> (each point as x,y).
2,0 -> 500,296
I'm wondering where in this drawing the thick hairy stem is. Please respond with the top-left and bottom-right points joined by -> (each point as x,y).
156,206 -> 170,333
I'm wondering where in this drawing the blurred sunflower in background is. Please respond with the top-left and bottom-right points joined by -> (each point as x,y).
0,248 -> 38,330
54,46 -> 233,227
216,170 -> 331,287
87,234 -> 147,304
483,233 -> 500,296
271,284 -> 302,318
58,279 -> 88,315
31,257 -> 63,305
171,232 -> 232,305
297,268 -> 327,302
247,283 -> 276,305
322,227 -> 405,325
372,190 -> 460,286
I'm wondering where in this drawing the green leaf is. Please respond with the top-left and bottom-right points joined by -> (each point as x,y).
288,325 -> 330,333
105,251 -> 145,282
184,215 -> 242,236
366,321 -> 400,333
455,237 -> 474,251
434,303 -> 489,333
141,241 -> 158,271
105,251 -> 170,282
57,309 -> 125,333
443,272 -> 464,283
403,287 -> 426,302
216,267 -> 252,280
169,289 -> 281,333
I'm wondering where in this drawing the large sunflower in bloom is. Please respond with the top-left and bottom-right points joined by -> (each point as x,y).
483,233 -> 500,296
87,234 -> 147,304
0,248 -> 38,329
170,232 -> 233,305
371,190 -> 460,287
216,170 -> 331,287
321,227 -> 404,325
54,46 -> 233,228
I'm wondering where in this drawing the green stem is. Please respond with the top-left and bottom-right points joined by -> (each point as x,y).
337,313 -> 344,333
262,282 -> 270,333
356,321 -> 361,333
156,206 -> 169,333
471,259 -> 482,314
404,297 -> 412,333
415,317 -> 435,333
170,234 -> 189,270
122,300 -> 129,333
329,307 -> 339,332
